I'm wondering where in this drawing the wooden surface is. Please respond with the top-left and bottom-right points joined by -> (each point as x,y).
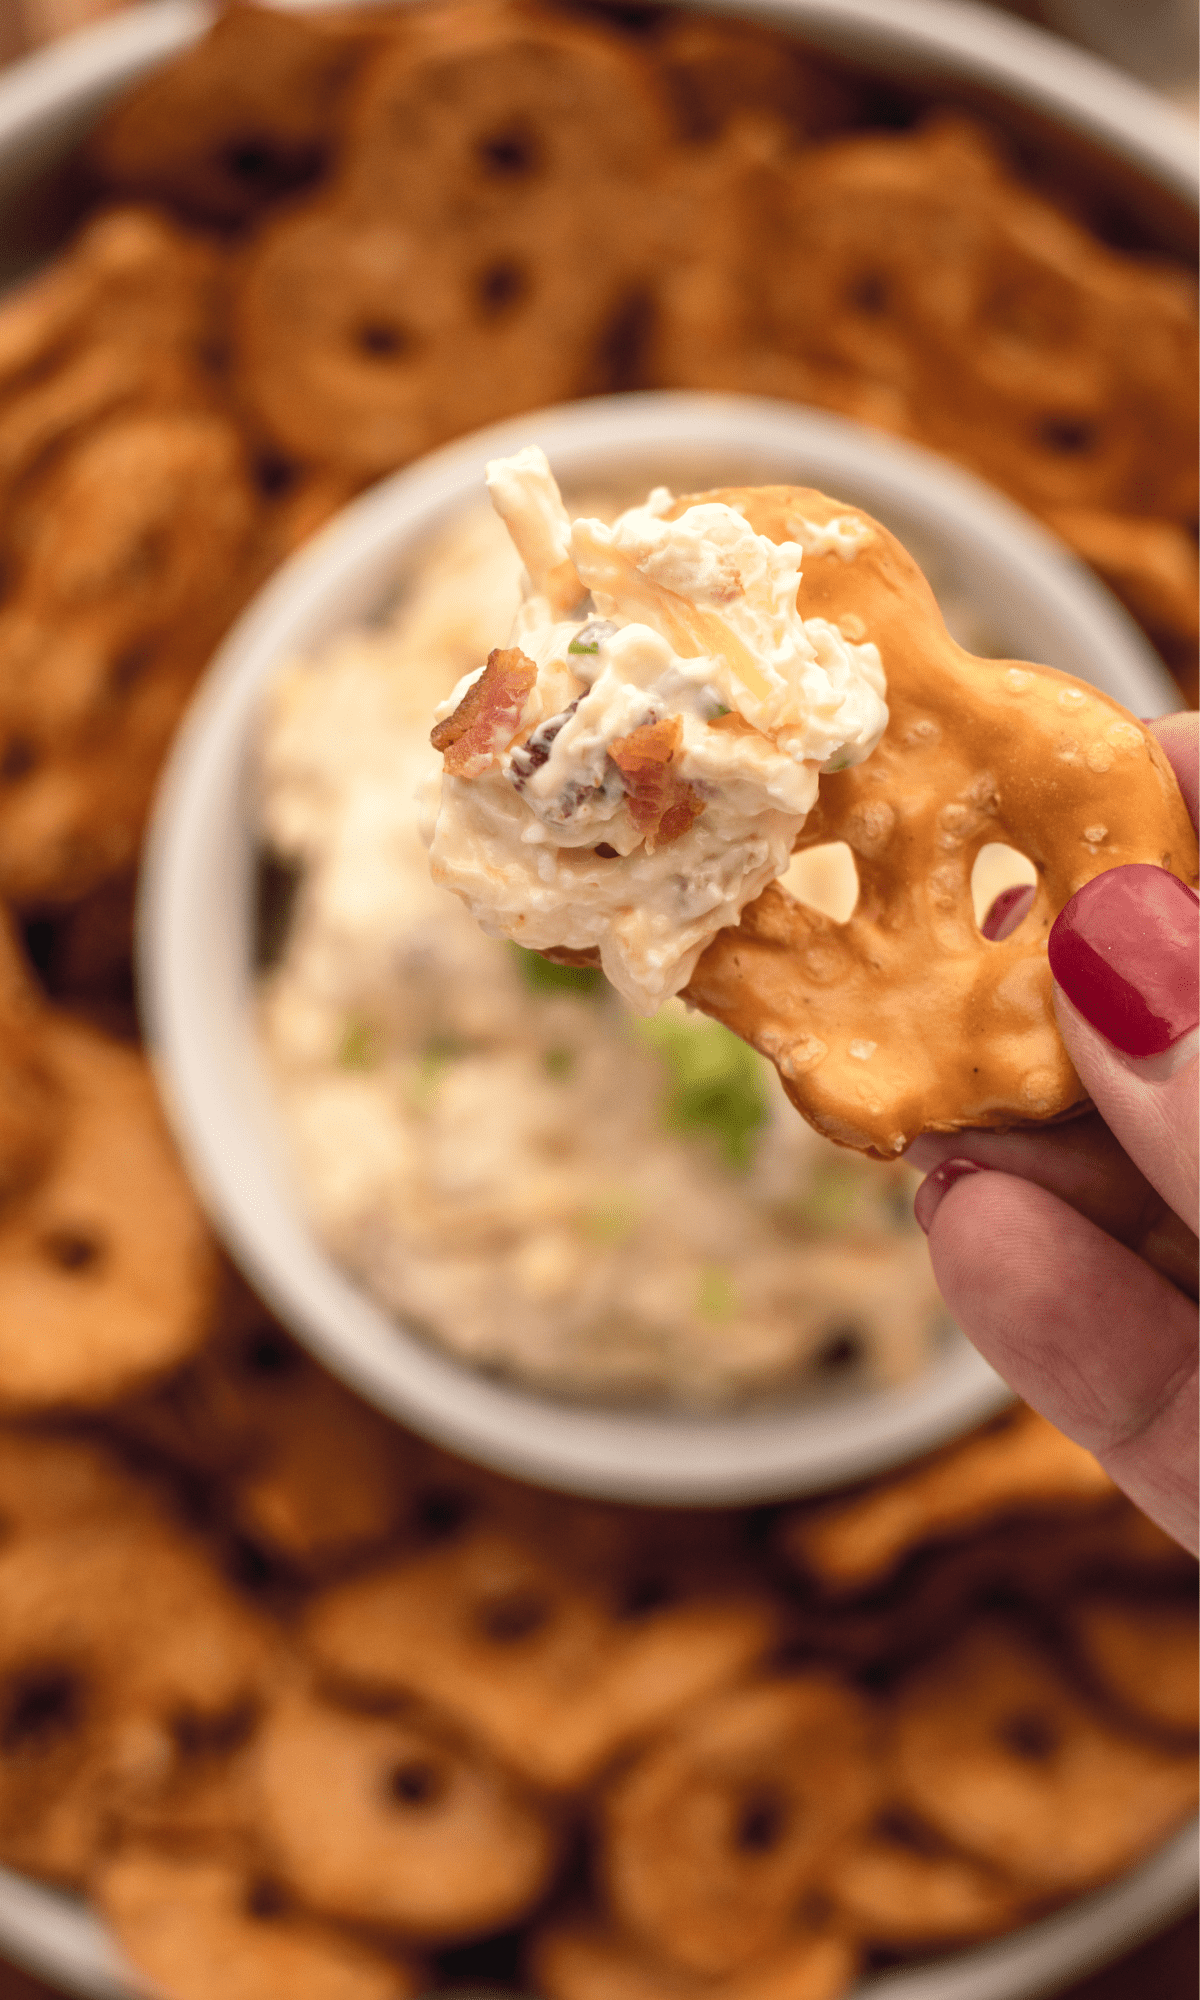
0,1913 -> 1196,2000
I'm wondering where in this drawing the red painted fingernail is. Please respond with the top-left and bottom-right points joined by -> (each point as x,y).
1048,864 -> 1199,1059
914,1158 -> 986,1235
982,883 -> 1035,941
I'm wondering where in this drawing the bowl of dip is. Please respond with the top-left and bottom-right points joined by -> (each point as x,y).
139,388 -> 1179,1506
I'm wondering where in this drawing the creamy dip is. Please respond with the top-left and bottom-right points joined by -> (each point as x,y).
256,505 -> 943,1407
424,451 -> 888,1010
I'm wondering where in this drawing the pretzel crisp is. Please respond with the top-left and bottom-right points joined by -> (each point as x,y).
96,1845 -> 424,2000
303,1523 -> 779,1793
679,485 -> 1197,1154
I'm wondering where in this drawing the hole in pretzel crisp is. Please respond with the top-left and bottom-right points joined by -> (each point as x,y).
244,1877 -> 288,1921
476,1589 -> 552,1643
997,1709 -> 1060,1761
875,1807 -> 943,1855
355,320 -> 414,361
41,1227 -> 104,1273
1037,414 -> 1098,457
618,1573 -> 676,1619
733,1788 -> 789,1853
813,1324 -> 865,1375
594,288 -> 655,392
847,270 -> 890,316
172,1702 -> 257,1758
224,138 -> 282,186
476,123 -> 541,178
388,1756 -> 445,1807
253,453 -> 299,499
475,258 -> 530,320
241,1327 -> 302,1376
778,843 -> 859,924
1,1669 -> 82,1751
110,642 -> 153,694
0,736 -> 35,784
413,1485 -> 475,1540
971,843 -> 1037,940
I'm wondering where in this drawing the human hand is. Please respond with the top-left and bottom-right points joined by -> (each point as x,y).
909,712 -> 1199,1553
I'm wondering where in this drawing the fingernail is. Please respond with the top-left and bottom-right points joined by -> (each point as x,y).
1048,864 -> 1199,1059
914,1158 -> 986,1235
981,883 -> 1034,940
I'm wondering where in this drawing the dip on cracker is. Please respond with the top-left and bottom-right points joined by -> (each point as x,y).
424,449 -> 888,1010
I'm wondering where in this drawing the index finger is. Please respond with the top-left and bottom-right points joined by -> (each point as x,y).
907,1116 -> 1198,1298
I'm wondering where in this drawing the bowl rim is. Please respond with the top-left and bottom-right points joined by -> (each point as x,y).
138,388 -> 1178,1506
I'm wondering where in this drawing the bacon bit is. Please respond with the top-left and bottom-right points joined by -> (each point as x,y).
609,716 -> 705,853
431,647 -> 537,778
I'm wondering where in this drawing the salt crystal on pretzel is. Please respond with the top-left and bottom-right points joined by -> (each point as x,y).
426,450 -> 888,1008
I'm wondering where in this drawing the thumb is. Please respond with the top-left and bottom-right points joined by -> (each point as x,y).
1049,864 -> 1198,1229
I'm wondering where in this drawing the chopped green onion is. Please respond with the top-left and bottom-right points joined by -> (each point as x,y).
791,1160 -> 862,1231
542,1045 -> 575,1080
583,1191 -> 638,1244
408,1032 -> 469,1109
568,637 -> 600,655
634,1011 -> 769,1170
510,942 -> 607,997
696,1264 -> 738,1321
712,703 -> 731,718
337,1018 -> 381,1071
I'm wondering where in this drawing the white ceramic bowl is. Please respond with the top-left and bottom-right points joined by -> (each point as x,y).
139,389 -> 1179,1505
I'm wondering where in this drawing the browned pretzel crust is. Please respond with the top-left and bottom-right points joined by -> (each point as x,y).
678,486 -> 1197,1155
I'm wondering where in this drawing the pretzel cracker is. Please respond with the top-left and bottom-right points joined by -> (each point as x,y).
682,486 -> 1198,1154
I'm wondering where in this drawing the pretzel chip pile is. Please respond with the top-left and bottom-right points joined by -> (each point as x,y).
0,1335 -> 1195,1999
